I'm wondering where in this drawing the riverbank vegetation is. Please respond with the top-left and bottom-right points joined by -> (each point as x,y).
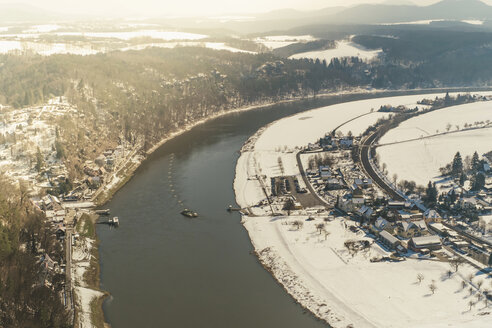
0,177 -> 69,327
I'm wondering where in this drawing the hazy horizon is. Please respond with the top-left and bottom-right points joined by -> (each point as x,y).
0,0 -> 480,18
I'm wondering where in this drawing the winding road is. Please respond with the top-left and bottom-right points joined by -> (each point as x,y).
359,132 -> 405,201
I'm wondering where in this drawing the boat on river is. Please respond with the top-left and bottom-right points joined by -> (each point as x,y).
109,216 -> 119,227
95,209 -> 111,215
180,209 -> 198,218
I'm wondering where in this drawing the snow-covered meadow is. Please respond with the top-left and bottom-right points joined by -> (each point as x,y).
244,215 -> 490,328
0,41 -> 100,55
254,35 -> 315,49
254,94 -> 447,152
377,100 -> 492,186
289,40 -> 382,62
57,30 -> 208,41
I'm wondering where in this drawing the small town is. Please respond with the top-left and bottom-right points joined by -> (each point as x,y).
0,97 -> 136,325
297,131 -> 492,267
234,94 -> 492,326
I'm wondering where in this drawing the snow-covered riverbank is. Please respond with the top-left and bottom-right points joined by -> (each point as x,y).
234,93 -> 492,328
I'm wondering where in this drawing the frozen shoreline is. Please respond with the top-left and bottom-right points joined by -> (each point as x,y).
233,93 -> 492,328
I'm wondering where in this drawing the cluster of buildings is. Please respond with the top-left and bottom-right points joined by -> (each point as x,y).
302,132 -> 492,266
0,97 -> 76,193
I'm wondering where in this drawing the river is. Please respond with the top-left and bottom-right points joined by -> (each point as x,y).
96,89 -> 482,327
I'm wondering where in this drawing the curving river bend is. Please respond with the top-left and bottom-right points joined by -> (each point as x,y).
97,89 -> 480,328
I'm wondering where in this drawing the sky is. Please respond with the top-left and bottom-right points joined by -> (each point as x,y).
1,0 -> 490,17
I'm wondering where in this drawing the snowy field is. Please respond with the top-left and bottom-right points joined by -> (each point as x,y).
289,40 -> 382,62
0,40 -> 252,56
378,129 -> 492,186
0,41 -> 100,55
337,111 -> 388,136
254,35 -> 315,49
244,215 -> 490,328
124,41 -> 256,54
377,100 -> 492,186
24,24 -> 62,33
52,30 -> 208,41
254,94 -> 449,152
0,40 -> 21,53
234,92 -> 492,327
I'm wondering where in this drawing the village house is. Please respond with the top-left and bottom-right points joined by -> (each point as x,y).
39,253 -> 58,273
424,209 -> 442,223
465,245 -> 492,266
428,222 -> 451,236
378,230 -> 401,250
354,178 -> 373,189
357,205 -> 374,221
325,177 -> 343,190
408,235 -> 442,252
395,220 -> 428,239
370,216 -> 391,234
319,166 -> 332,180
339,136 -> 354,148
459,197 -> 478,210
387,201 -> 406,210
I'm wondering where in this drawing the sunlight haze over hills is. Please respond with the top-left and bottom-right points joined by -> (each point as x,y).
1,0 -> 487,17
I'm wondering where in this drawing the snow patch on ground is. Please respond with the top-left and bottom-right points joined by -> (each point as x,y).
56,30 -> 208,41
289,40 -> 381,62
378,100 -> 492,186
254,94 -> 447,152
243,215 -> 491,328
72,236 -> 103,328
255,35 -> 315,49
24,24 -> 61,33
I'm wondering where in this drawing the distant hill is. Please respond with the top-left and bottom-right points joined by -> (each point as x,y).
326,0 -> 492,24
169,0 -> 492,35
0,3 -> 62,23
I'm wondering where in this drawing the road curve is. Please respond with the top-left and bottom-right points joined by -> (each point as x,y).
359,132 -> 405,201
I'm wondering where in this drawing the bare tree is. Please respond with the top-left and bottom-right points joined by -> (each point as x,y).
468,300 -> 474,311
477,280 -> 483,289
277,156 -> 284,176
449,257 -> 464,272
461,280 -> 467,289
324,230 -> 330,241
417,273 -> 424,284
468,273 -> 474,283
469,287 -> 474,296
392,173 -> 398,186
446,270 -> 453,278
315,223 -> 325,234
292,220 -> 303,230
429,281 -> 437,294
446,123 -> 452,132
